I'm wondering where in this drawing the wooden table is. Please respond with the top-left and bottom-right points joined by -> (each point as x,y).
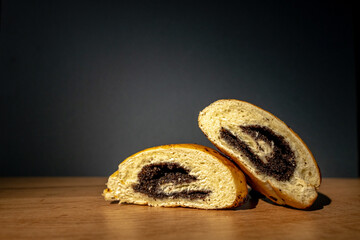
0,178 -> 359,240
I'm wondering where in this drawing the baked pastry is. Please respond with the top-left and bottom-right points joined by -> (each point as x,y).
198,99 -> 321,209
103,144 -> 248,209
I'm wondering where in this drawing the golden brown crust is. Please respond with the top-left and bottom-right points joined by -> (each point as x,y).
198,99 -> 321,209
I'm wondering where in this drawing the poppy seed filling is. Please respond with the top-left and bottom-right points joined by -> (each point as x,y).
220,125 -> 296,181
133,162 -> 211,200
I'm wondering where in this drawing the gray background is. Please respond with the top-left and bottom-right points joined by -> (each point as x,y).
1,0 -> 358,177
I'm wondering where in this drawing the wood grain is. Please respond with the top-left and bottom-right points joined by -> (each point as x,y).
0,178 -> 359,240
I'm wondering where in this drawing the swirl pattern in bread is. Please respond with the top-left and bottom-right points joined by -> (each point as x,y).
198,99 -> 321,209
103,144 -> 248,209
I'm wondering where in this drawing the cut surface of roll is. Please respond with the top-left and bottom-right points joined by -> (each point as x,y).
198,99 -> 321,209
103,144 -> 248,209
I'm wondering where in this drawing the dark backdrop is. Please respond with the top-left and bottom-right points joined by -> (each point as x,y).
1,0 -> 358,177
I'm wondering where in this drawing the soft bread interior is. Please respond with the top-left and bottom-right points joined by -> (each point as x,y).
198,100 -> 321,208
104,144 -> 247,209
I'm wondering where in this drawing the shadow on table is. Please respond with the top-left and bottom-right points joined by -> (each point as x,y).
232,190 -> 260,210
260,192 -> 331,211
305,192 -> 332,211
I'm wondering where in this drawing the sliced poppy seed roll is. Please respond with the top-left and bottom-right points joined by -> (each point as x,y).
103,144 -> 248,209
198,99 -> 321,209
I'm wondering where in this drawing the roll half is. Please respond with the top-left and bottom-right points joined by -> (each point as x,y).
198,99 -> 321,209
103,144 -> 248,209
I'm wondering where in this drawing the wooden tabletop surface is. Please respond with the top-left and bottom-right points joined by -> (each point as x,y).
0,177 -> 359,240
